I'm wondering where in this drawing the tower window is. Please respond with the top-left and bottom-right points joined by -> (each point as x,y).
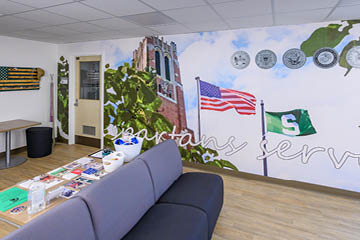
155,51 -> 161,75
165,55 -> 170,80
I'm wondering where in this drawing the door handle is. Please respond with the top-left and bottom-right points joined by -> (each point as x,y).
74,99 -> 79,107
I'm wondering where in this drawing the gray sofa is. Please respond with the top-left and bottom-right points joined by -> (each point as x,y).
3,140 -> 224,240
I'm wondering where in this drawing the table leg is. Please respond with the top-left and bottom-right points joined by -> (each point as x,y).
0,131 -> 27,169
5,131 -> 10,168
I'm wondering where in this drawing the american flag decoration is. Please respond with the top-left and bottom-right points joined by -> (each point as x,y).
0,66 -> 44,92
199,79 -> 256,115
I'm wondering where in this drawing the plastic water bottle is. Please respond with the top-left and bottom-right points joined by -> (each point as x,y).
27,177 -> 46,215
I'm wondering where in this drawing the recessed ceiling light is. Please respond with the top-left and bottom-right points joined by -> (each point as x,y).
122,12 -> 175,26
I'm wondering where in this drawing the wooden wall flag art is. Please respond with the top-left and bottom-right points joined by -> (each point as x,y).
0,66 -> 44,92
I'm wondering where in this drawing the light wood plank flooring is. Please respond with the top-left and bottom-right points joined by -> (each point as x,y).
1,144 -> 360,239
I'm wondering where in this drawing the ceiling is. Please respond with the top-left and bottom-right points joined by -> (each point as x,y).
0,0 -> 359,44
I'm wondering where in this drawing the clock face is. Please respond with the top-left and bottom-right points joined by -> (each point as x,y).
255,50 -> 277,69
313,47 -> 338,69
346,46 -> 360,68
230,51 -> 250,69
282,48 -> 307,69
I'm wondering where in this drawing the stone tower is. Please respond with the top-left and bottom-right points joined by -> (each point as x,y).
133,36 -> 188,133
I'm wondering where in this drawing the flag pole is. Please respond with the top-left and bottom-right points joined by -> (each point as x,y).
195,76 -> 201,141
260,100 -> 268,177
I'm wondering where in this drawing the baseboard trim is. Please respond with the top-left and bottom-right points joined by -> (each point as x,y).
0,146 -> 27,158
55,136 -> 68,144
75,135 -> 100,148
183,161 -> 360,199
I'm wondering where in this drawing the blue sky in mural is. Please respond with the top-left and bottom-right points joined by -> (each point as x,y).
232,35 -> 249,49
266,28 -> 293,42
216,74 -> 238,89
303,58 -> 313,66
335,34 -> 354,53
185,97 -> 197,113
198,31 -> 220,38
173,31 -> 230,55
105,102 -> 117,124
272,63 -> 290,79
199,32 -> 217,44
109,115 -> 115,124
115,56 -> 132,68
173,33 -> 202,55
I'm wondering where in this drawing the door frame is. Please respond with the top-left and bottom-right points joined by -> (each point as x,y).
68,51 -> 105,149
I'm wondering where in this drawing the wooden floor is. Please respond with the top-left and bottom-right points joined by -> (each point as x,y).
1,144 -> 360,240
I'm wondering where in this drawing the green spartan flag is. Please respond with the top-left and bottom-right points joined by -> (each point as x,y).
265,109 -> 317,136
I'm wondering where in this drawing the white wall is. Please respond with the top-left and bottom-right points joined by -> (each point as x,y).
0,36 -> 57,153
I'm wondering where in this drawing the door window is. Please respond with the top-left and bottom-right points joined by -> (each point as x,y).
80,61 -> 100,100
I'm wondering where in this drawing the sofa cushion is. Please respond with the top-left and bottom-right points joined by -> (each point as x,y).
123,203 -> 208,240
136,139 -> 182,201
3,198 -> 96,240
77,159 -> 155,240
158,172 -> 224,239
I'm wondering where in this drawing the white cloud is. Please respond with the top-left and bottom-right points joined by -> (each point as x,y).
101,38 -> 142,67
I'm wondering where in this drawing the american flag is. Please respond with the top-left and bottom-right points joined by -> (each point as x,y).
199,80 -> 256,115
0,67 -> 40,92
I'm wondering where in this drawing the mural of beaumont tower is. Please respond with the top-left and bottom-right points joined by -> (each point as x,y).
133,36 -> 188,133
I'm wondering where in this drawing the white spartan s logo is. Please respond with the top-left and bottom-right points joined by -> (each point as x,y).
281,114 -> 300,136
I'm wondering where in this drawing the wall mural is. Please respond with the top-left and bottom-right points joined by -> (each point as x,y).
58,18 -> 360,192
57,56 -> 69,143
103,62 -> 238,170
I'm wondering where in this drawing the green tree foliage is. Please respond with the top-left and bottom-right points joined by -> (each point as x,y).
103,61 -> 238,171
300,22 -> 353,57
57,56 -> 69,141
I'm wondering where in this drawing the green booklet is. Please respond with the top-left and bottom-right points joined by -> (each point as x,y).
0,187 -> 28,212
49,167 -> 67,176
